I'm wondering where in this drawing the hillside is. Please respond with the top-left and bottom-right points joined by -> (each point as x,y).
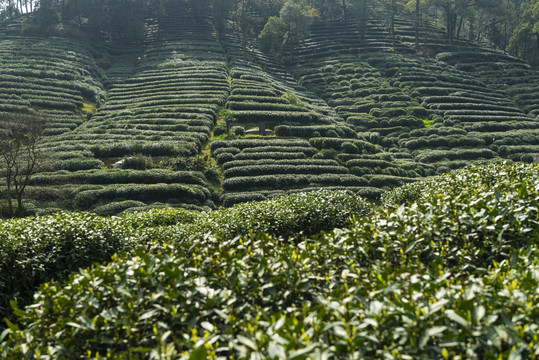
0,6 -> 538,357
0,11 -> 538,215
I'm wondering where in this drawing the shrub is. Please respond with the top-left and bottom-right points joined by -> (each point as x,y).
30,169 -> 206,186
309,137 -> 381,154
274,125 -> 357,138
227,101 -> 306,112
120,154 -> 153,170
55,158 -> 104,172
92,200 -> 147,216
223,164 -> 348,178
210,139 -> 311,152
221,192 -> 268,207
233,152 -> 307,161
213,125 -> 227,136
0,212 -> 135,326
73,184 -> 211,209
3,164 -> 539,359
231,126 -> 245,136
232,110 -> 319,125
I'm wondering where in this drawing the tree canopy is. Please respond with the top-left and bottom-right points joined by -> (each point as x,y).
0,0 -> 537,64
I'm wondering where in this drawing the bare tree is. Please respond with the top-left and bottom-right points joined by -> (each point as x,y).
0,112 -> 46,217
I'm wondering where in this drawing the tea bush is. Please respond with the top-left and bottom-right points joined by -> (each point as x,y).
0,190 -> 369,328
2,164 -> 538,359
0,212 -> 135,326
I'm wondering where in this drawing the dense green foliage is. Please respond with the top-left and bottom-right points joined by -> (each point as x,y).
0,163 -> 538,359
0,190 -> 370,328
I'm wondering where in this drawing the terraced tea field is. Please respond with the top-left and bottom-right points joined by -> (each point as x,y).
0,12 -> 538,216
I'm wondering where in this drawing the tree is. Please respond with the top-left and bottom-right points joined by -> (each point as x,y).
427,0 -> 475,44
258,15 -> 287,56
280,1 -> 315,45
309,0 -> 341,21
354,0 -> 371,40
380,0 -> 405,47
258,0 -> 316,60
0,113 -> 45,217
232,0 -> 257,51
212,0 -> 234,38
509,0 -> 539,64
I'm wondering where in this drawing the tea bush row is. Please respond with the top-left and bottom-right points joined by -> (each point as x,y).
73,183 -> 212,210
216,151 -> 308,164
221,158 -> 341,171
223,164 -> 349,178
227,95 -> 289,104
401,135 -> 486,150
210,139 -> 311,152
274,124 -> 357,138
309,137 -> 381,153
232,110 -> 320,125
415,148 -> 495,163
227,101 -> 307,112
223,173 -> 368,191
30,169 -> 206,186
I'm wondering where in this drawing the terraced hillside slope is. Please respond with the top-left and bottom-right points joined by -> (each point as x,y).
0,13 -> 538,215
293,19 -> 539,175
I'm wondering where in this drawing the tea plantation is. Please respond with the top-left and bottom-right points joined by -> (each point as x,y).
0,3 -> 539,358
0,162 -> 538,358
0,8 -> 538,214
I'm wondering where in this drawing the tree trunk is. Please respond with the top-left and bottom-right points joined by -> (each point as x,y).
390,0 -> 396,48
5,166 -> 14,216
415,0 -> 420,48
456,16 -> 463,41
8,0 -> 13,19
469,13 -> 474,42
445,4 -> 457,44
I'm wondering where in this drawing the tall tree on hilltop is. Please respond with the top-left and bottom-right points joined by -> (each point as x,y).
232,0 -> 256,51
309,0 -> 341,21
280,0 -> 316,47
509,0 -> 539,64
258,15 -> 287,56
258,0 -> 316,60
355,0 -> 371,40
428,0 -> 475,44
212,0 -> 234,39
380,0 -> 405,47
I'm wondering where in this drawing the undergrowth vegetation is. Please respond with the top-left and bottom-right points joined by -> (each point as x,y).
0,163 -> 538,359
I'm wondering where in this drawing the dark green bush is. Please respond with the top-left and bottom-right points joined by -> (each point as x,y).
73,184 -> 211,209
120,154 -> 153,170
92,200 -> 147,216
231,126 -> 245,136
232,110 -> 319,125
309,137 -> 381,154
224,164 -> 348,178
274,125 -> 357,138
0,212 -> 135,326
233,151 -> 307,161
